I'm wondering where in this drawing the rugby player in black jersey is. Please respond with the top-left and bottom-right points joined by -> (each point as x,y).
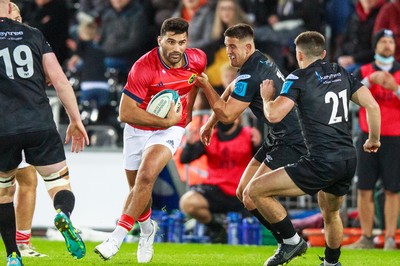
197,23 -> 307,255
248,31 -> 381,266
0,0 -> 89,264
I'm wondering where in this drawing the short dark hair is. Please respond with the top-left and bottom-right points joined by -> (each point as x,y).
294,31 -> 325,57
224,23 -> 254,40
160,17 -> 189,37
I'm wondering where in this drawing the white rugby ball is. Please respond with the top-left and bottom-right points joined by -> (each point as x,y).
146,89 -> 181,118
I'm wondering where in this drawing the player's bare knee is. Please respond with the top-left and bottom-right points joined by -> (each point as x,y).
236,186 -> 244,202
179,193 -> 191,212
242,188 -> 253,210
16,166 -> 38,188
41,166 -> 70,192
136,171 -> 158,187
180,191 -> 199,213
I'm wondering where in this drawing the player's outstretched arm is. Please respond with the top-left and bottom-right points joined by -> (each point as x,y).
197,73 -> 248,123
351,86 -> 381,153
42,53 -> 89,152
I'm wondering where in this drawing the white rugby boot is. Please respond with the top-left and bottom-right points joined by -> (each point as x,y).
137,220 -> 158,263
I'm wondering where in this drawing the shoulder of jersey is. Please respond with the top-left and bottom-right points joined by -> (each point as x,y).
186,48 -> 207,63
146,89 -> 181,118
286,73 -> 300,80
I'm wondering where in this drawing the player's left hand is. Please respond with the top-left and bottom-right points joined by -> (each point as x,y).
260,79 -> 275,101
363,138 -> 381,153
65,121 -> 90,153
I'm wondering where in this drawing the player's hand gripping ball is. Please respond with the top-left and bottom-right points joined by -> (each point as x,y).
146,89 -> 181,118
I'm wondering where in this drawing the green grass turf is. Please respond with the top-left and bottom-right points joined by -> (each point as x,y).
1,238 -> 399,265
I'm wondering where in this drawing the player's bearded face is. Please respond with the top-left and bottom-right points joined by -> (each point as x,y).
159,32 -> 188,67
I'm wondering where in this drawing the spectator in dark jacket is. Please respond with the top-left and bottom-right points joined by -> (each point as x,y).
28,0 -> 70,65
99,0 -> 149,76
335,0 -> 386,72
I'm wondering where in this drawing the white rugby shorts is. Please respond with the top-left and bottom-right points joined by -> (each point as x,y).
123,125 -> 185,170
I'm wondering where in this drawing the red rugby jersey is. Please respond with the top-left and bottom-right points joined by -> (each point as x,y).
205,127 -> 253,196
123,47 -> 207,130
359,63 -> 400,136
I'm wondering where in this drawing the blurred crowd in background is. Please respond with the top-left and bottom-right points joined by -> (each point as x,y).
11,0 -> 399,148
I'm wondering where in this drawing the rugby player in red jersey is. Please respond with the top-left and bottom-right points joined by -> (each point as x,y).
95,17 -> 207,263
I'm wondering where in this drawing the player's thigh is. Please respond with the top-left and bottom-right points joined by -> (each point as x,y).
237,157 -> 262,195
137,126 -> 185,180
251,167 -> 305,197
379,136 -> 400,192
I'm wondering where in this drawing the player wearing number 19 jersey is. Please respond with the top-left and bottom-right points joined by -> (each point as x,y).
0,17 -> 54,136
0,4 -> 89,265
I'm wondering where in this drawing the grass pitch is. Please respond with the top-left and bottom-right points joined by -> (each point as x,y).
1,238 -> 398,265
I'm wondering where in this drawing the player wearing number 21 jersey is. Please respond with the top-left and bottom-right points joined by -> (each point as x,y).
282,60 -> 360,162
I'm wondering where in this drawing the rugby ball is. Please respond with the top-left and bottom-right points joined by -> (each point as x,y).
146,89 -> 181,118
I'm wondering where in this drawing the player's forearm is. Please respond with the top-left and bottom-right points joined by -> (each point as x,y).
366,103 -> 381,142
263,100 -> 281,123
201,83 -> 236,123
207,112 -> 219,127
119,108 -> 173,128
56,85 -> 82,123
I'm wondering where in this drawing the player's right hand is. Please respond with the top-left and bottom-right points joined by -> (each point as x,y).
260,79 -> 276,101
200,122 -> 214,146
65,121 -> 90,153
165,101 -> 182,127
363,138 -> 381,153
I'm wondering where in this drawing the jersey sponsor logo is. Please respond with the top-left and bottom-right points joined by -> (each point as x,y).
234,81 -> 248,96
235,74 -> 251,83
286,73 -> 299,80
281,81 -> 294,94
188,74 -> 197,84
315,71 -> 342,84
0,31 -> 23,37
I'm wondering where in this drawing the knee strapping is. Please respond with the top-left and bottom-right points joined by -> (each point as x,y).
0,175 -> 16,188
42,166 -> 70,190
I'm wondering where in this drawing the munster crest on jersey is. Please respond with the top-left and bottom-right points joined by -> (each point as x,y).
188,74 -> 197,84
